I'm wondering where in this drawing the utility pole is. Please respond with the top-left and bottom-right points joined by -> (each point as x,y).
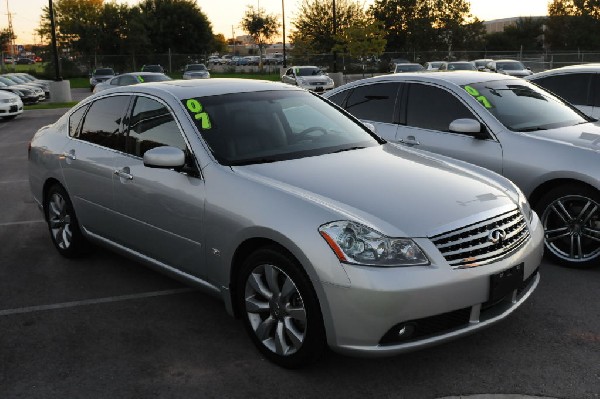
6,0 -> 15,60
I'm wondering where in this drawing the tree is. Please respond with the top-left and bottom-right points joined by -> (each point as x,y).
136,0 -> 214,54
546,0 -> 600,49
369,0 -> 482,52
290,0 -> 366,55
240,6 -> 280,64
0,29 -> 16,53
212,34 -> 229,55
332,19 -> 387,60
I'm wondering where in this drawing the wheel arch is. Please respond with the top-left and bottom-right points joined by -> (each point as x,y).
228,237 -> 311,319
529,178 -> 599,209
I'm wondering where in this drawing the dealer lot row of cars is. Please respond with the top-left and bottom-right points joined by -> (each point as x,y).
26,62 -> 599,368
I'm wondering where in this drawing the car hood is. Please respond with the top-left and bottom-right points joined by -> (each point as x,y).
526,122 -> 600,152
233,144 -> 517,237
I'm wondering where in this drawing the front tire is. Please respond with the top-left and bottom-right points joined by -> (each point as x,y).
535,184 -> 600,268
44,184 -> 89,258
237,246 -> 326,368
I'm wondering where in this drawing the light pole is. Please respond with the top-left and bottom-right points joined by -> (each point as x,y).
282,0 -> 286,68
48,0 -> 62,81
332,0 -> 337,73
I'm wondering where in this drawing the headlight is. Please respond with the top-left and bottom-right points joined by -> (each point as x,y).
319,221 -> 429,267
517,188 -> 533,223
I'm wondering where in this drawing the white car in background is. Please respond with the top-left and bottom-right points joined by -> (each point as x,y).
0,90 -> 22,119
526,63 -> 600,119
182,64 -> 210,79
93,72 -> 171,93
281,66 -> 335,93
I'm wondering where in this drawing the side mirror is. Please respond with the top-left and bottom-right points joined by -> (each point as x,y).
449,118 -> 481,135
143,146 -> 185,169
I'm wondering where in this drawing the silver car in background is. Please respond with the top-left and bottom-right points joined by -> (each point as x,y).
324,72 -> 600,267
29,79 -> 543,368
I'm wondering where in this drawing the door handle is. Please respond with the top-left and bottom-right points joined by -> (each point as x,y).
398,136 -> 420,146
114,169 -> 133,181
62,151 -> 76,161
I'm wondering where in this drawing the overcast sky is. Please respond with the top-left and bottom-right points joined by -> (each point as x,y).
8,0 -> 551,45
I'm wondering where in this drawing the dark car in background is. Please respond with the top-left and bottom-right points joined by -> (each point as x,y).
141,64 -> 166,73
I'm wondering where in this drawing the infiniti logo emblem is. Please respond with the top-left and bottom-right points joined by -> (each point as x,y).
488,228 -> 506,244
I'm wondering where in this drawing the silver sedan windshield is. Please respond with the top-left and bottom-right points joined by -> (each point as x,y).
182,90 -> 380,165
463,80 -> 588,131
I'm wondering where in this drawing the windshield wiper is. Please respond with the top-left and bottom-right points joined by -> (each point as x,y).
515,126 -> 548,132
330,146 -> 366,154
229,158 -> 280,166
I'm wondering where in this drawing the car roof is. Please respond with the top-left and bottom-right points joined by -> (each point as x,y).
90,78 -> 303,99
528,63 -> 600,78
325,71 -> 520,93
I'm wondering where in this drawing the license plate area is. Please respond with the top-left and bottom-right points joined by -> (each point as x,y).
489,263 -> 523,302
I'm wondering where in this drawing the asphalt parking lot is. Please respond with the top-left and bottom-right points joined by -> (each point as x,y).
1,106 -> 599,398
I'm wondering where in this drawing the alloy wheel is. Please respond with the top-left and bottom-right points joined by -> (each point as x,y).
48,192 -> 73,250
244,263 -> 307,356
541,194 -> 600,264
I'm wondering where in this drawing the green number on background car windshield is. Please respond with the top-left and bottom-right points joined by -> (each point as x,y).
464,85 -> 493,109
186,99 -> 212,129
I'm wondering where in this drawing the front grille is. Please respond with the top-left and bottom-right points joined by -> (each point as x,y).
430,208 -> 530,269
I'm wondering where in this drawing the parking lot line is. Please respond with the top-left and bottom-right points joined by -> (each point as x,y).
0,220 -> 45,226
0,179 -> 29,184
0,288 -> 196,317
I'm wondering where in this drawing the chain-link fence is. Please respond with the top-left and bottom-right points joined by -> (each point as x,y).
52,50 -> 600,78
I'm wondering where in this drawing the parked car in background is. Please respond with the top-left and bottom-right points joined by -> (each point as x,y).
182,64 -> 210,80
3,56 -> 14,64
0,83 -> 39,105
324,72 -> 600,268
0,90 -> 23,119
4,74 -> 50,98
281,66 -> 334,93
471,59 -> 494,71
16,58 -> 35,65
423,61 -> 444,71
89,68 -> 116,91
526,63 -> 600,119
93,72 -> 171,93
393,63 -> 425,73
28,78 -> 543,368
141,64 -> 165,73
487,60 -> 533,77
438,61 -> 477,71
0,76 -> 45,101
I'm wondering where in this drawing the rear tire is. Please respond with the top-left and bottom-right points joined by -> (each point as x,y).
44,184 -> 89,258
535,184 -> 600,268
237,246 -> 326,368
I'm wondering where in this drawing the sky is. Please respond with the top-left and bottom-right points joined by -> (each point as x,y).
6,0 -> 551,46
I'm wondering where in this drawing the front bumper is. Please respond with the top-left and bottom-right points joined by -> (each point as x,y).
298,82 -> 335,93
0,101 -> 23,116
321,212 -> 544,357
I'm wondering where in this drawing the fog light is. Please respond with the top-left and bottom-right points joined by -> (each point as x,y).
380,322 -> 418,345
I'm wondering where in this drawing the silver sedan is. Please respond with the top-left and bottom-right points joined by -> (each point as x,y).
324,72 -> 600,268
29,79 -> 543,367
